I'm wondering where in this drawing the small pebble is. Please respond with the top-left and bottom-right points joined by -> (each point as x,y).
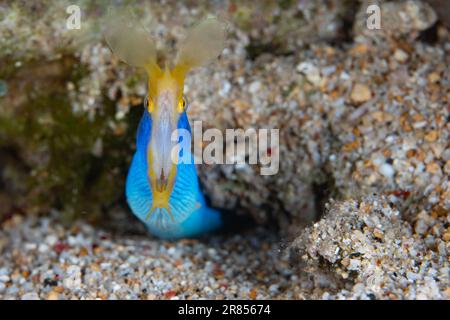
351,83 -> 371,103
46,291 -> 60,300
394,48 -> 409,63
296,61 -> 322,86
21,292 -> 40,300
379,163 -> 395,178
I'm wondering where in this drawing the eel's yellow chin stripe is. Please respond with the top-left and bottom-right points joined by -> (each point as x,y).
146,170 -> 177,223
146,195 -> 174,222
146,155 -> 177,223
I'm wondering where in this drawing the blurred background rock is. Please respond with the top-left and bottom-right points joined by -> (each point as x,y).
0,0 -> 448,235
0,0 -> 448,300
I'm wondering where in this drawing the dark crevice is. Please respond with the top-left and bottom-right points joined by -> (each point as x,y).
201,181 -> 262,236
329,2 -> 360,47
312,173 -> 336,222
245,40 -> 294,61
417,22 -> 439,44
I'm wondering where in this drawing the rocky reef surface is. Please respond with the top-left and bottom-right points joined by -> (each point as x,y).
0,1 -> 448,299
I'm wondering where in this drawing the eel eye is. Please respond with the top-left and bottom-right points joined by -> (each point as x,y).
178,96 -> 188,113
145,96 -> 154,113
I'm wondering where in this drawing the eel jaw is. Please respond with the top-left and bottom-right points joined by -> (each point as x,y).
145,202 -> 175,223
145,160 -> 177,224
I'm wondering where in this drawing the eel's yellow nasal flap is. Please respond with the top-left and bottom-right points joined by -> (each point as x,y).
104,7 -> 226,80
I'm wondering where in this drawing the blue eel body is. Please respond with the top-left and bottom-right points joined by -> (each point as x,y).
125,110 -> 222,239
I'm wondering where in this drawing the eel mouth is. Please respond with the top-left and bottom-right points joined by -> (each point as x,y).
155,169 -> 169,192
